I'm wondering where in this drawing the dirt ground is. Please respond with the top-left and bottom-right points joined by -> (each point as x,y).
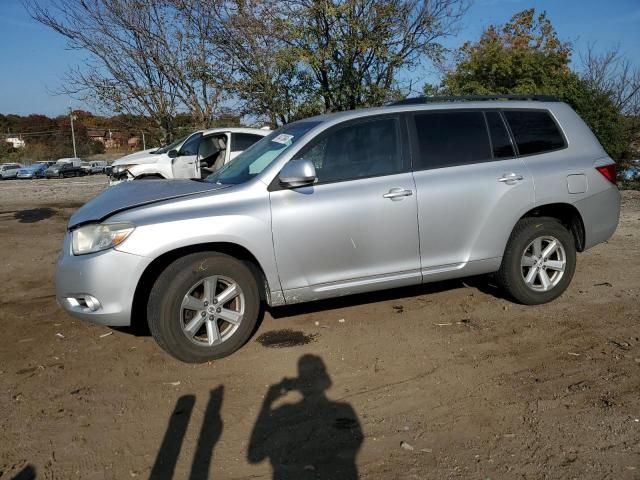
1,176 -> 639,480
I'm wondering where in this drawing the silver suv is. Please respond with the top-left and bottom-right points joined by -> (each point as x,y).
56,96 -> 620,362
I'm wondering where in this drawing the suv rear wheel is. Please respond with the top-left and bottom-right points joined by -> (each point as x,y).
147,252 -> 260,362
497,217 -> 576,305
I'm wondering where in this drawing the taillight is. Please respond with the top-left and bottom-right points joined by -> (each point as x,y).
596,164 -> 617,185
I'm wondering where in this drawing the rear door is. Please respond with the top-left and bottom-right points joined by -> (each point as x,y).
270,115 -> 421,300
409,109 -> 535,274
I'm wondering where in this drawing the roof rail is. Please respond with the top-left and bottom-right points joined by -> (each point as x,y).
388,94 -> 560,106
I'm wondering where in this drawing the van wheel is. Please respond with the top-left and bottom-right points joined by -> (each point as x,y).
147,252 -> 260,362
497,217 -> 576,305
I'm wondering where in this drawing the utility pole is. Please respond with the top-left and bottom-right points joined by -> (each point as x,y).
69,109 -> 77,158
142,131 -> 146,150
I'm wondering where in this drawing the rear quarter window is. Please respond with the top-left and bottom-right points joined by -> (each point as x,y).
503,110 -> 565,156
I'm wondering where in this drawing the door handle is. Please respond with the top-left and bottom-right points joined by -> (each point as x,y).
383,188 -> 413,200
498,173 -> 524,185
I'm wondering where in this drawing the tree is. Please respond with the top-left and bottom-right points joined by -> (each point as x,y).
27,0 -> 230,141
284,0 -> 469,112
431,9 -> 629,160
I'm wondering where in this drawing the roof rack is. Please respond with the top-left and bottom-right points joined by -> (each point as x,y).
388,94 -> 560,106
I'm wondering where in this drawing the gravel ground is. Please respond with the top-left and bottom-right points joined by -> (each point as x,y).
0,178 -> 639,479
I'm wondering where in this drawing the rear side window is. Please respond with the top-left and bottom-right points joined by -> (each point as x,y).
503,110 -> 565,155
231,133 -> 263,152
412,111 -> 491,169
485,111 -> 515,158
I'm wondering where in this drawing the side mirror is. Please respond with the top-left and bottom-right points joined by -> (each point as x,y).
168,149 -> 179,158
278,159 -> 317,188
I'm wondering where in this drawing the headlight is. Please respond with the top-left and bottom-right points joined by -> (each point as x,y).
112,164 -> 133,174
72,222 -> 135,255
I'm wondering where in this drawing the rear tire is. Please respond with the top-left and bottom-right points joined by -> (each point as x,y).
497,217 -> 576,305
147,252 -> 260,362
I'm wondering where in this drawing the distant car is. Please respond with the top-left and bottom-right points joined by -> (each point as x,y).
81,162 -> 93,175
16,163 -> 48,179
45,162 -> 83,178
89,160 -> 108,174
0,163 -> 24,179
109,127 -> 269,184
621,166 -> 639,181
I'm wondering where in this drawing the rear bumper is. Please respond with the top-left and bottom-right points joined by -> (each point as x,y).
575,187 -> 621,250
55,234 -> 152,326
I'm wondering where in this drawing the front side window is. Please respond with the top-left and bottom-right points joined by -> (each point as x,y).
206,121 -> 321,185
294,117 -> 402,183
178,133 -> 203,156
503,110 -> 565,156
412,111 -> 492,170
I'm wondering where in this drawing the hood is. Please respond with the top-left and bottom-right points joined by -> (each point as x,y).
68,179 -> 229,228
112,148 -> 160,166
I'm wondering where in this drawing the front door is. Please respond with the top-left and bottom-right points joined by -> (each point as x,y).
270,115 -> 421,303
172,132 -> 202,179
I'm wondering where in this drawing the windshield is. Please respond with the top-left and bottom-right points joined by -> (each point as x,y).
206,121 -> 321,185
154,135 -> 188,154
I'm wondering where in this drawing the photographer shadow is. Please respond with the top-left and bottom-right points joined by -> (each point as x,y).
248,355 -> 363,479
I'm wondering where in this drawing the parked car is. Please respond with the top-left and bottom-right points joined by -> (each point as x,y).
109,127 -> 270,184
80,162 -> 93,175
45,162 -> 83,178
0,163 -> 24,179
90,160 -> 108,174
56,96 -> 620,362
16,163 -> 48,179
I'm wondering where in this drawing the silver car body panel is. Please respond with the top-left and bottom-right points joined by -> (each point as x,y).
56,100 -> 620,325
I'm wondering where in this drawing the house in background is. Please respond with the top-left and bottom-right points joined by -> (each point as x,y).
5,137 -> 25,149
87,129 -> 106,145
105,130 -> 127,149
128,136 -> 140,151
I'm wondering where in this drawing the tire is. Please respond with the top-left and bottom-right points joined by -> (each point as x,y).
147,252 -> 261,362
497,217 -> 576,305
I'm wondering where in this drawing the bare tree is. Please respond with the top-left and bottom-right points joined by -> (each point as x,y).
581,45 -> 640,116
280,0 -> 470,111
26,0 -> 229,140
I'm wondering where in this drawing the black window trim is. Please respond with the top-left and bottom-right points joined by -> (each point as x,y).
499,108 -> 568,158
269,113 -> 410,191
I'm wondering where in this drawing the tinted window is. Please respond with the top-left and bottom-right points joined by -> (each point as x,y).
485,111 -> 515,158
413,111 -> 491,169
503,110 -> 565,155
179,133 -> 202,156
295,117 -> 402,183
231,133 -> 263,152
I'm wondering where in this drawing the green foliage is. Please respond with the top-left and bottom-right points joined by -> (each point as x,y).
432,9 -> 630,160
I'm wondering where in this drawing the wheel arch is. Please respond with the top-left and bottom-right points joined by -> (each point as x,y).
131,242 -> 270,333
518,202 -> 585,252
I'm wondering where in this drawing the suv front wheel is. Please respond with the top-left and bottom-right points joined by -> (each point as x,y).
147,252 -> 260,362
497,217 -> 576,305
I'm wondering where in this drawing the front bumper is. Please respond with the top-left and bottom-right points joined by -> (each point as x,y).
55,233 -> 153,326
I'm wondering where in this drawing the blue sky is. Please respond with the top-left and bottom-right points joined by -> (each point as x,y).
1,0 -> 639,116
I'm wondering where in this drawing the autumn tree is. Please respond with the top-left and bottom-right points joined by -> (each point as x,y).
430,9 -> 630,161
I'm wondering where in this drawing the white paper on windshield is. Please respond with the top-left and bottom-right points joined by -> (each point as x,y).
271,133 -> 294,145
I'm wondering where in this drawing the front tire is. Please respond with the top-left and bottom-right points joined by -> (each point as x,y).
497,217 -> 576,305
147,252 -> 261,362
